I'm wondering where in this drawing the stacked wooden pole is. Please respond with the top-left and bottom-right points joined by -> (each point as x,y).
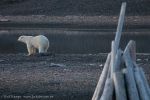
92,2 -> 150,100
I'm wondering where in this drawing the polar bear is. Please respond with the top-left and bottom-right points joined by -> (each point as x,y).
18,35 -> 49,56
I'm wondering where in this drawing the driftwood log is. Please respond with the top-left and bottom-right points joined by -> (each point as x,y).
139,67 -> 150,97
134,63 -> 150,99
92,2 -> 150,100
123,41 -> 140,100
114,2 -> 126,49
134,67 -> 149,100
113,72 -> 127,100
92,54 -> 111,100
100,78 -> 114,100
110,41 -> 117,78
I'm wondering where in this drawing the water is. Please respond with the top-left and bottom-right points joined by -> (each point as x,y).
0,28 -> 150,54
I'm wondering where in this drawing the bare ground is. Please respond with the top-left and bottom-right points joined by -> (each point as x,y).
0,53 -> 149,100
0,53 -> 105,100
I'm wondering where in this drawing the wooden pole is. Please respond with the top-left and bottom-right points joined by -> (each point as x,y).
123,40 -> 136,69
126,40 -> 136,62
92,54 -> 111,100
110,41 -> 117,78
129,41 -> 136,62
139,67 -> 150,98
123,69 -> 140,100
134,67 -> 149,100
123,41 -> 140,100
134,62 -> 150,99
113,72 -> 127,100
114,2 -> 126,49
114,49 -> 122,72
100,78 -> 114,100
111,2 -> 126,78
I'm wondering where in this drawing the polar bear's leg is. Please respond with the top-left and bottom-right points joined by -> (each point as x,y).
30,47 -> 36,54
38,46 -> 45,54
42,43 -> 49,53
43,46 -> 48,53
27,44 -> 33,56
32,48 -> 36,54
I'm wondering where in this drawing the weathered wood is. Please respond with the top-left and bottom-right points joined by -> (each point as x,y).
114,49 -> 122,72
111,2 -> 126,77
125,40 -> 136,62
123,68 -> 140,100
114,2 -> 126,49
110,44 -> 123,78
134,63 -> 150,98
123,41 -> 140,100
139,67 -> 150,98
113,72 -> 127,100
124,40 -> 136,67
134,67 -> 149,100
92,54 -> 111,100
110,41 -> 117,78
129,41 -> 136,62
134,63 -> 150,97
100,78 -> 114,100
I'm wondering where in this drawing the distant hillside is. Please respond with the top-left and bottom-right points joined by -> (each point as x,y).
0,0 -> 150,15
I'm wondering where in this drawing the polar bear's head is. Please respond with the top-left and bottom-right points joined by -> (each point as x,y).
18,35 -> 33,43
18,36 -> 27,43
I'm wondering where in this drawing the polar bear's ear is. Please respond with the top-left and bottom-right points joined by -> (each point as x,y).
18,36 -> 24,41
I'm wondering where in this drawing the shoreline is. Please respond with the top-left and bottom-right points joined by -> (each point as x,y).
0,15 -> 150,30
0,15 -> 150,25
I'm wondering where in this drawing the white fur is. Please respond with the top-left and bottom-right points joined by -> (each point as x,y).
18,35 -> 49,56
